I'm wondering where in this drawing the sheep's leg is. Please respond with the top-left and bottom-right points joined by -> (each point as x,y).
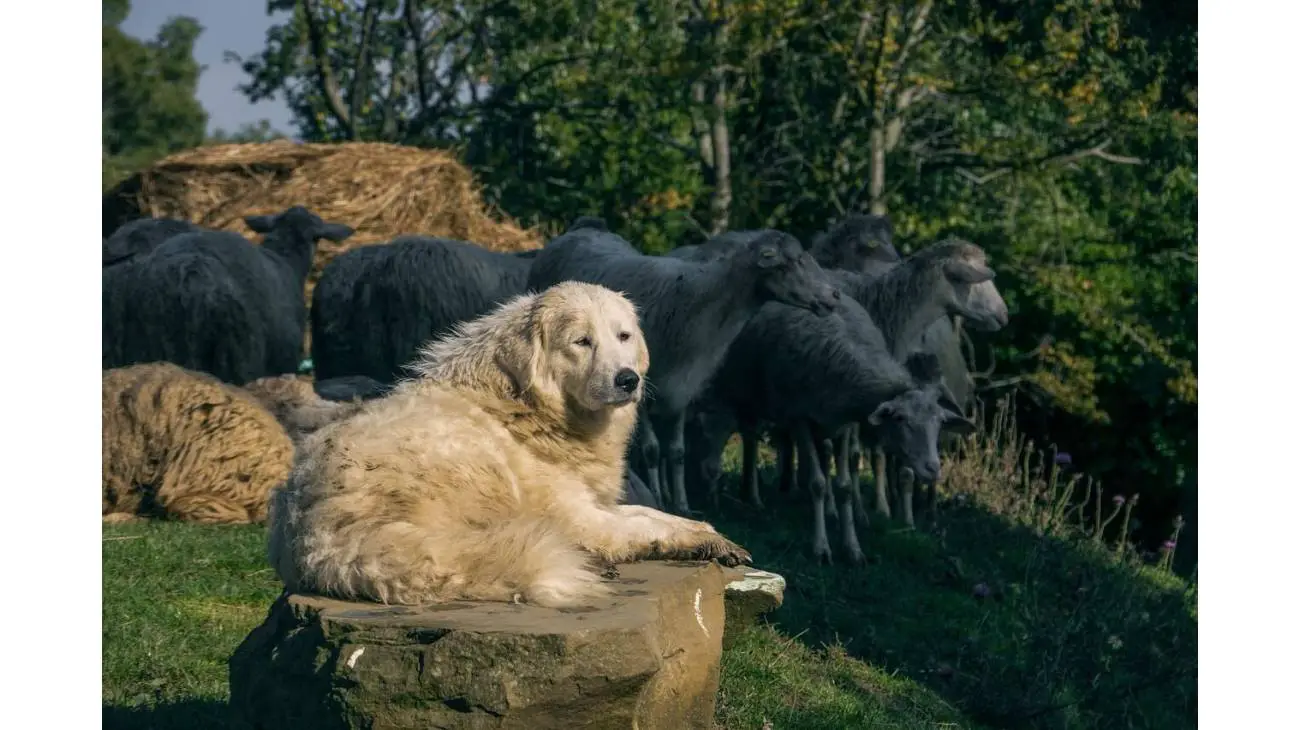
834,429 -> 866,564
636,416 -> 664,505
898,466 -> 917,528
700,434 -> 725,510
795,435 -> 811,496
921,478 -> 939,523
872,445 -> 892,518
665,410 -> 692,516
794,422 -> 833,564
776,429 -> 796,493
846,425 -> 869,524
887,459 -> 905,518
741,426 -> 763,508
817,437 -> 839,521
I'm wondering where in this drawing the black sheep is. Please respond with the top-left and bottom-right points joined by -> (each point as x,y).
102,206 -> 353,385
102,217 -> 202,267
711,295 -> 974,563
310,235 -> 539,384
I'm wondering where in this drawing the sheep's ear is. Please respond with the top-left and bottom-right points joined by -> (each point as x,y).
937,383 -> 964,416
944,258 -> 995,284
942,412 -> 977,435
904,351 -> 943,386
316,223 -> 355,242
244,214 -> 278,234
867,400 -> 897,426
754,236 -> 783,269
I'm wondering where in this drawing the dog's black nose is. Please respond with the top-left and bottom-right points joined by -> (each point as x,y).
614,368 -> 640,393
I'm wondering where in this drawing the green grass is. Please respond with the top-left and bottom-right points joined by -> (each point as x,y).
103,523 -> 282,729
104,410 -> 1197,729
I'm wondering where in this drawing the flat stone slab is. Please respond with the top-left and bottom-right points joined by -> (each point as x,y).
229,560 -> 729,730
721,568 -> 787,648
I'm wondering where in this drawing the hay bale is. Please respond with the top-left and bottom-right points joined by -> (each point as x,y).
102,141 -> 544,310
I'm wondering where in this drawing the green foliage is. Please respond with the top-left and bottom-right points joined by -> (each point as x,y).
102,0 -> 209,190
205,119 -> 290,144
233,0 -> 1196,536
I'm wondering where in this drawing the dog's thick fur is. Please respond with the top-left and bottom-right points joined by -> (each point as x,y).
268,282 -> 751,608
102,362 -> 295,524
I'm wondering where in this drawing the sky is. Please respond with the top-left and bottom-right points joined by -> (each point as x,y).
121,0 -> 295,136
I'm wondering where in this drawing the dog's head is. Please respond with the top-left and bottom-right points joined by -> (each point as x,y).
501,281 -> 650,414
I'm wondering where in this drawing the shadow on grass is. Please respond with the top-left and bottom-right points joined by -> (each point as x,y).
103,699 -> 231,730
704,475 -> 1197,730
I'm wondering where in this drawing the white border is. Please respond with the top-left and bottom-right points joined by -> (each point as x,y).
0,3 -> 102,726
1200,3 -> 1299,727
0,4 -> 1273,727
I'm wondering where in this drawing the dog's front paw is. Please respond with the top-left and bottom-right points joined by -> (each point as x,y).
681,532 -> 752,567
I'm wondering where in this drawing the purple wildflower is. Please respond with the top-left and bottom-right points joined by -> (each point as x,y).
1162,540 -> 1176,551
1055,452 -> 1073,466
1112,494 -> 1126,506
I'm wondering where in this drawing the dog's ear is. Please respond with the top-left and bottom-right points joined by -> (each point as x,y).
494,295 -> 555,399
636,329 -> 650,375
495,317 -> 543,397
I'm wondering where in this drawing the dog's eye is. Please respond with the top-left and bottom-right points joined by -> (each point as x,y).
617,331 -> 631,342
574,336 -> 592,347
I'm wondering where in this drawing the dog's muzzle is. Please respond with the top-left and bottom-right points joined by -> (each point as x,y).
613,368 -> 641,394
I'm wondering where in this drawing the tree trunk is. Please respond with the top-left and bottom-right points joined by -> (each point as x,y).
708,71 -> 732,235
868,124 -> 887,215
692,81 -> 715,173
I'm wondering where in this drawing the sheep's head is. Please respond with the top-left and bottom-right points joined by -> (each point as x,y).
244,206 -> 355,244
749,231 -> 842,317
811,213 -> 901,272
911,239 -> 1010,333
867,351 -> 976,484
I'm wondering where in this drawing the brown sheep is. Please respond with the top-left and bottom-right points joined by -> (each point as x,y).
102,362 -> 294,524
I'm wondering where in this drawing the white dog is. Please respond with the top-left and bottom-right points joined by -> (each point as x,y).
268,281 -> 751,608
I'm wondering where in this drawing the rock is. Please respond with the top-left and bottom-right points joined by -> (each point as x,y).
228,561 -> 727,730
720,568 -> 786,648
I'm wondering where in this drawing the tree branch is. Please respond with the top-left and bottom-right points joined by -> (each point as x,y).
881,0 -> 933,112
301,0 -> 351,134
346,0 -> 382,138
403,0 -> 432,111
938,134 -> 1144,182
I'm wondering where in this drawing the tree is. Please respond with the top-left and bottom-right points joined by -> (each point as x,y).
102,0 -> 209,189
